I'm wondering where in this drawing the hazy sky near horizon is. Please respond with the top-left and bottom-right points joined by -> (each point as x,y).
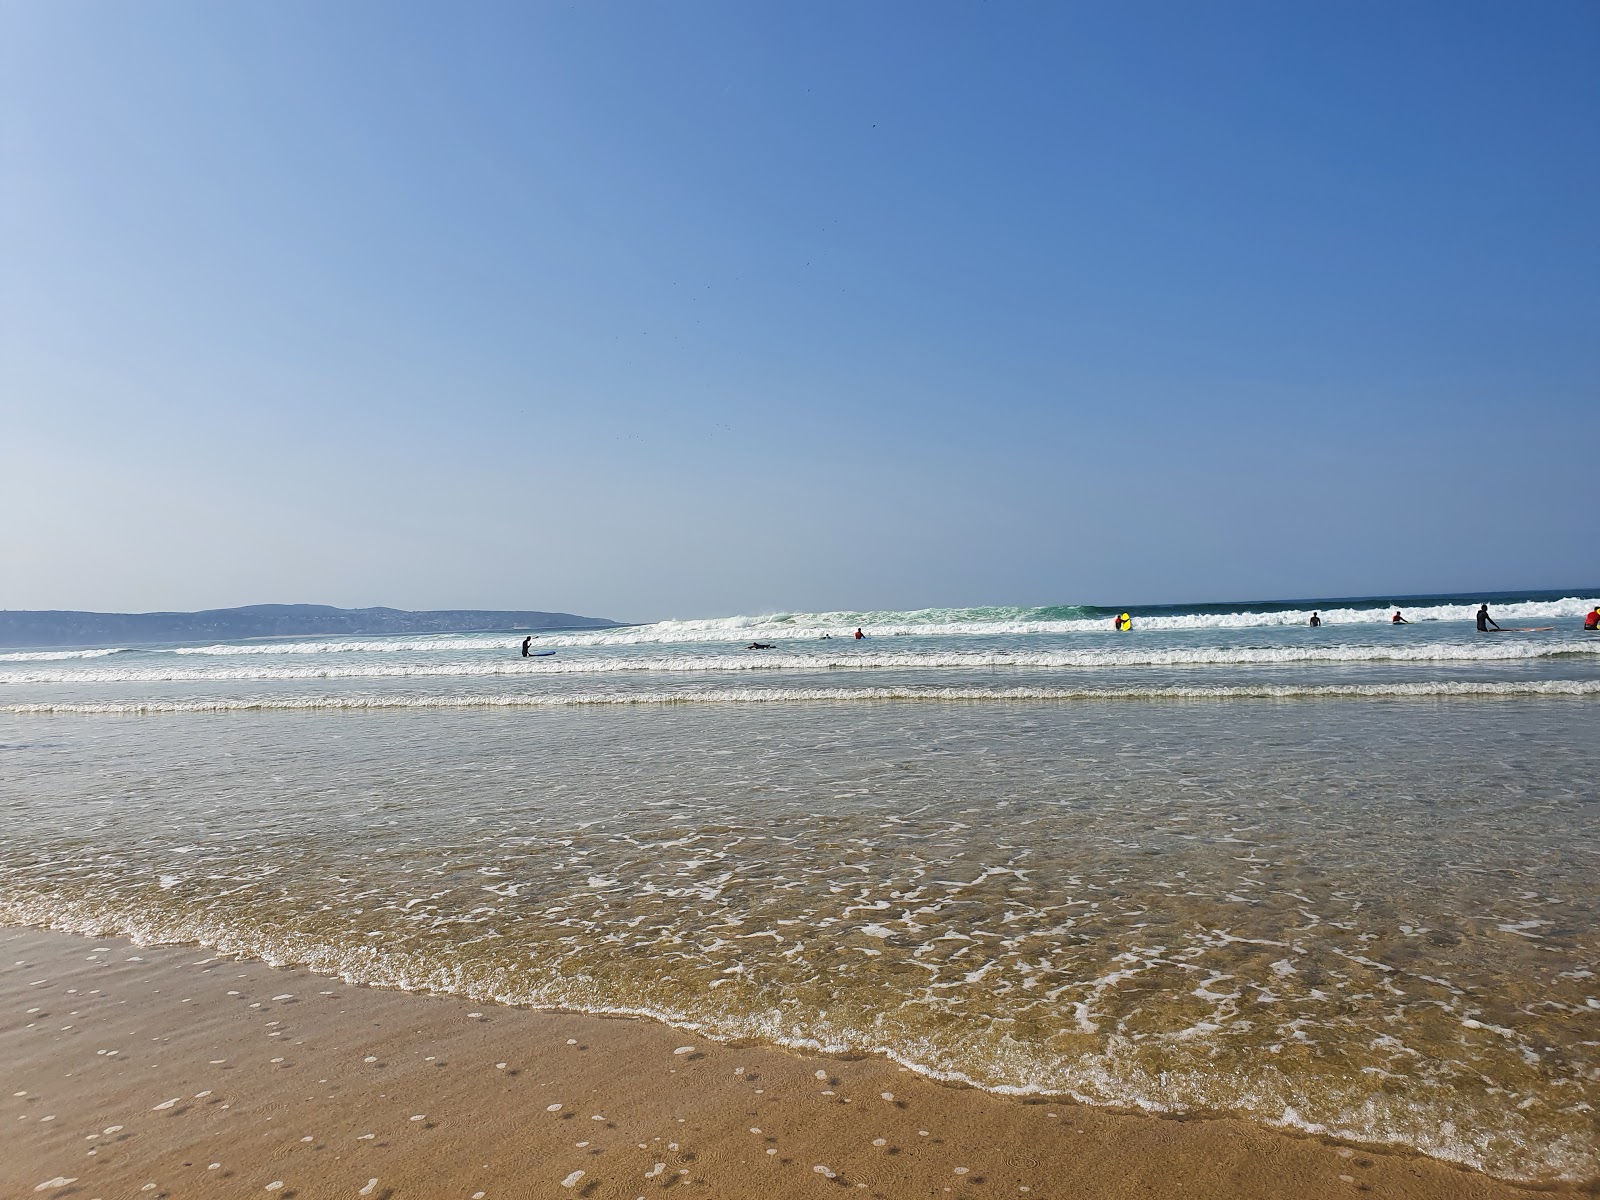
3,2 -> 1596,623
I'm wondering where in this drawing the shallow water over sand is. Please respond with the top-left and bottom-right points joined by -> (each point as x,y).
2,697 -> 1596,1183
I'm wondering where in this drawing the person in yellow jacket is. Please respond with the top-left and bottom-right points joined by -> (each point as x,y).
1113,612 -> 1132,632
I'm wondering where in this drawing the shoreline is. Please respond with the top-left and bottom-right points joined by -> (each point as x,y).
2,926 -> 1568,1199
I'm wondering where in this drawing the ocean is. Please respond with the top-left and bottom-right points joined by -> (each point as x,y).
2,589 -> 1597,1185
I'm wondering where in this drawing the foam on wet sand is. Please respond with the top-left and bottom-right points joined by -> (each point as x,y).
3,928 -> 1556,1200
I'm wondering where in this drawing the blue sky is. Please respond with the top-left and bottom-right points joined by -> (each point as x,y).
3,1 -> 1596,621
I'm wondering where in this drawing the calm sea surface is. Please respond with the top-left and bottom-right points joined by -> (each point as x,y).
3,593 -> 1597,1183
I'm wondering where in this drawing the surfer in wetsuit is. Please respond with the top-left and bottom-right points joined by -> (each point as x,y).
1392,611 -> 1410,624
1584,606 -> 1599,631
1476,604 -> 1502,632
521,636 -> 533,657
1113,612 -> 1132,632
1309,612 -> 1322,627
854,628 -> 865,640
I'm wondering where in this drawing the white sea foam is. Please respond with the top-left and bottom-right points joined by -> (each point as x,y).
530,597 -> 1600,645
6,897 -> 1593,1186
5,679 -> 1598,714
0,648 -> 126,663
3,639 -> 1597,684
170,638 -> 515,656
16,597 -> 1593,661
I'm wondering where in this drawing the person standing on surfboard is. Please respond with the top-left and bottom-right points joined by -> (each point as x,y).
1476,605 -> 1502,632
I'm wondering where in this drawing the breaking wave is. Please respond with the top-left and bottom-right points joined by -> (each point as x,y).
8,679 -> 1599,714
0,647 -> 127,663
171,637 -> 512,655
4,639 -> 1598,684
540,597 -> 1599,645
8,594 -> 1593,660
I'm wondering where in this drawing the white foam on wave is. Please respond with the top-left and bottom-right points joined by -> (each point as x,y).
534,597 -> 1600,646
171,637 -> 515,656
7,679 -> 1598,714
7,598 -> 1594,662
4,902 -> 1591,1185
4,639 -> 1597,684
0,647 -> 126,663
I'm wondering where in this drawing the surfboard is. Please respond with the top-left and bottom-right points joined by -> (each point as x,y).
522,650 -> 556,657
1487,627 -> 1554,633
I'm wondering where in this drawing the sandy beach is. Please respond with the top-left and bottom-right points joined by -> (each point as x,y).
3,927 -> 1563,1200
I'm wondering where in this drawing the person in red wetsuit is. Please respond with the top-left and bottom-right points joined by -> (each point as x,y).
1585,606 -> 1599,631
1392,611 -> 1410,624
854,627 -> 865,639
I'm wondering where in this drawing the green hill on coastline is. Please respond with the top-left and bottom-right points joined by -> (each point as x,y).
0,604 -> 623,648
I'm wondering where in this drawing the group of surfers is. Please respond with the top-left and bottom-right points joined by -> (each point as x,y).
748,608 -> 1600,650
527,609 -> 1600,657
1305,603 -> 1596,633
747,627 -> 868,649
737,609 -> 1600,652
1109,604 -> 1600,633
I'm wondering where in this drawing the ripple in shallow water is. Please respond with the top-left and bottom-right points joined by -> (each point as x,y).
1,699 -> 1596,1184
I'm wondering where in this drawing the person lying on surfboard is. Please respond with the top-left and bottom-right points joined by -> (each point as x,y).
1476,604 -> 1502,632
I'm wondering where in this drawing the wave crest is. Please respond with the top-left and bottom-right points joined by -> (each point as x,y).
0,647 -> 126,663
4,639 -> 1597,684
7,679 -> 1597,714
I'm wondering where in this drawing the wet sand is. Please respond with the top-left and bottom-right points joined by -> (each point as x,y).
2,927 -> 1565,1200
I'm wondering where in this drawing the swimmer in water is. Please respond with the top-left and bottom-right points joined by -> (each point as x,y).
1309,612 -> 1322,627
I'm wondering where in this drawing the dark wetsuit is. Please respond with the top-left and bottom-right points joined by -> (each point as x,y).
521,637 -> 532,657
1476,608 -> 1499,632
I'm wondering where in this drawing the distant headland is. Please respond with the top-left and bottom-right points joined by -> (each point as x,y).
0,604 -> 624,649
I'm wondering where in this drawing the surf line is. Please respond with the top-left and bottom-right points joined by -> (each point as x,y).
9,679 -> 1600,716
